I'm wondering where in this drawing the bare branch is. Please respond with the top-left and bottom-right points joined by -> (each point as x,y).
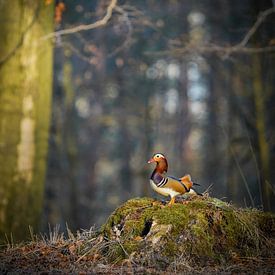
56,4 -> 135,65
237,7 -> 275,47
107,5 -> 134,57
42,0 -> 117,40
58,4 -> 144,65
144,45 -> 275,58
145,7 -> 275,59
59,41 -> 93,64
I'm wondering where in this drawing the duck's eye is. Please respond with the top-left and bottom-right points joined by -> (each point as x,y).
156,154 -> 160,158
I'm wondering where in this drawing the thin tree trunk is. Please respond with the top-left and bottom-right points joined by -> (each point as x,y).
252,55 -> 271,211
175,63 -> 190,173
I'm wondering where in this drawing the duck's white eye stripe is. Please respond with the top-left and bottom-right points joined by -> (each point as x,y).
155,153 -> 165,158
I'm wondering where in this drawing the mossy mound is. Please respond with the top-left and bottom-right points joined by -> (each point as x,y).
101,196 -> 275,267
1,196 -> 275,274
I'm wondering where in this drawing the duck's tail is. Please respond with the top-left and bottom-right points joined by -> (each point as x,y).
180,174 -> 193,190
180,174 -> 202,196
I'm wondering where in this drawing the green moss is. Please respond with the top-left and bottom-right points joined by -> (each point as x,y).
220,209 -> 258,256
190,212 -> 214,257
155,204 -> 188,228
123,240 -> 141,254
163,238 -> 178,257
101,197 -> 157,237
101,196 -> 275,265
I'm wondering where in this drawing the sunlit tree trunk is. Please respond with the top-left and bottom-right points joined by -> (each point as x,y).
141,95 -> 153,196
252,55 -> 271,211
0,1 -> 54,240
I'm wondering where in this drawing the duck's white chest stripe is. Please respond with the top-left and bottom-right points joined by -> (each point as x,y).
157,177 -> 168,187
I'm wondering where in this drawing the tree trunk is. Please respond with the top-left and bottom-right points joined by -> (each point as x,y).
252,55 -> 271,211
0,1 -> 54,240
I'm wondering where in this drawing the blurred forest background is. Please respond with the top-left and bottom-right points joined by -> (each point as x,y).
0,0 -> 275,241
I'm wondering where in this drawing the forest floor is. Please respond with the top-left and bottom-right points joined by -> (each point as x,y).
1,240 -> 275,274
1,196 -> 275,274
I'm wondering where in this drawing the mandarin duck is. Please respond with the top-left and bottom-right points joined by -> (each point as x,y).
148,153 -> 200,206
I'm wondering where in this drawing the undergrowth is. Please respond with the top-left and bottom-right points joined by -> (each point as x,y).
1,195 -> 275,274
